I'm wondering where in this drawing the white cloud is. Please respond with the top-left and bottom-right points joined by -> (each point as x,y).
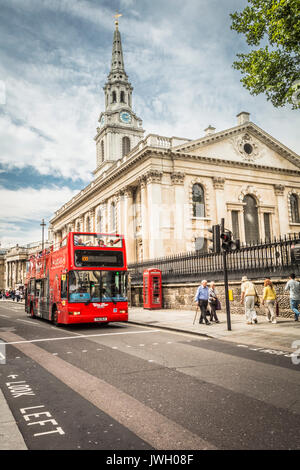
0,186 -> 77,223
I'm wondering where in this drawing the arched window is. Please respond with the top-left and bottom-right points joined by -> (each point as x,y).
122,136 -> 131,157
192,184 -> 205,217
243,194 -> 259,244
120,91 -> 125,103
112,91 -> 117,103
290,194 -> 300,223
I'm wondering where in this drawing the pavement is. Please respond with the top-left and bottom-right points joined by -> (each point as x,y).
127,306 -> 300,353
1,299 -> 300,450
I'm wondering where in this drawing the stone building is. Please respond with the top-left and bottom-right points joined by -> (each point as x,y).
49,20 -> 300,264
3,242 -> 49,291
0,249 -> 7,291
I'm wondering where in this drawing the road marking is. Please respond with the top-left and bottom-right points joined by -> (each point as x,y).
0,331 -> 216,450
17,319 -> 45,328
2,329 -> 160,346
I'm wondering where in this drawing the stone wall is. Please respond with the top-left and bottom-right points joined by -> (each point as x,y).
130,278 -> 296,318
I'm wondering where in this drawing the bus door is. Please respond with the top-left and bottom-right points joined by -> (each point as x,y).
34,280 -> 42,317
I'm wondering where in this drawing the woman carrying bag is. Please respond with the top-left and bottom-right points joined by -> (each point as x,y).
262,279 -> 277,324
208,281 -> 220,323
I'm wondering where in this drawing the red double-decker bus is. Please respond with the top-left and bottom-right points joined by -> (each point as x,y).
25,232 -> 128,326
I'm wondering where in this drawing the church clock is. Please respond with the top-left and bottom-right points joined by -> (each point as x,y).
120,111 -> 132,124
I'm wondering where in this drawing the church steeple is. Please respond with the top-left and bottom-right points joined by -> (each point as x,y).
103,14 -> 133,112
94,14 -> 144,176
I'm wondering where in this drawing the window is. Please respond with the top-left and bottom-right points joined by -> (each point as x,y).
112,91 -> 117,103
120,91 -> 125,103
243,195 -> 259,244
195,237 -> 207,253
290,194 -> 300,223
122,136 -> 131,157
231,211 -> 240,239
264,213 -> 271,240
192,184 -> 205,217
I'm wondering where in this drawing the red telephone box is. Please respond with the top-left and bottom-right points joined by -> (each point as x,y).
143,269 -> 162,309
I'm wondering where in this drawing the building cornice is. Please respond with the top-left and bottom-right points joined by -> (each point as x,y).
173,122 -> 300,170
51,139 -> 300,225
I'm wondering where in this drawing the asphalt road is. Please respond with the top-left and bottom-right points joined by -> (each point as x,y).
0,301 -> 299,451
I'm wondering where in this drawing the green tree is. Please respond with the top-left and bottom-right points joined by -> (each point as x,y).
230,0 -> 300,108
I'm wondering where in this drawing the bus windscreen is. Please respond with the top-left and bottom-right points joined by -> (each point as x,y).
74,250 -> 124,268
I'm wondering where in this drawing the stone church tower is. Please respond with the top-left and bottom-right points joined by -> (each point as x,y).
93,16 -> 144,179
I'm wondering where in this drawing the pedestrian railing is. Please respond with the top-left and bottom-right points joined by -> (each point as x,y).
128,233 -> 300,284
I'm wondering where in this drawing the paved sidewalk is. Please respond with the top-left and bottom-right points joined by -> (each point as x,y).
128,307 -> 300,353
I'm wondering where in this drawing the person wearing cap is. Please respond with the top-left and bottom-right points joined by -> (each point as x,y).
240,276 -> 258,324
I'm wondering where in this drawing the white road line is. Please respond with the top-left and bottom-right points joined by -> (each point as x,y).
3,329 -> 160,345
17,319 -> 45,328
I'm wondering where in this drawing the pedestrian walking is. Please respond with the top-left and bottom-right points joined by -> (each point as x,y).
240,276 -> 258,324
262,279 -> 277,323
194,280 -> 211,325
15,288 -> 20,302
284,273 -> 300,321
208,281 -> 220,323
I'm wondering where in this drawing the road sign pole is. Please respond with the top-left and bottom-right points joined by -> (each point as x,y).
221,218 -> 231,331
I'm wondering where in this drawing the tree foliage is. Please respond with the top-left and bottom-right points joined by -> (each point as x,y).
230,0 -> 300,108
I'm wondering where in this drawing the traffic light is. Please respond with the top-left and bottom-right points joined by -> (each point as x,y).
208,224 -> 221,253
220,229 -> 240,252
291,243 -> 300,263
220,229 -> 232,252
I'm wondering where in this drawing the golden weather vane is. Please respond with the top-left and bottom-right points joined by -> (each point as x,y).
114,11 -> 122,29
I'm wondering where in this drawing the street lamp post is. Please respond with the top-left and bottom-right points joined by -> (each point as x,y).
40,219 -> 46,252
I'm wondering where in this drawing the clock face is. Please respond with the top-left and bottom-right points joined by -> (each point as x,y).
120,111 -> 132,124
100,116 -> 105,126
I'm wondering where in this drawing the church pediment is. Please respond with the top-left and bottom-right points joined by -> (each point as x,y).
173,122 -> 300,172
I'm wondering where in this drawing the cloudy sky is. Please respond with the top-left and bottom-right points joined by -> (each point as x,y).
0,0 -> 299,248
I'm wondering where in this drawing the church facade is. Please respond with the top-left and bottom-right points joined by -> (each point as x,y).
49,21 -> 300,264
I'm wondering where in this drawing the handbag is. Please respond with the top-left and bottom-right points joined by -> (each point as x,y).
215,299 -> 221,310
254,287 -> 260,307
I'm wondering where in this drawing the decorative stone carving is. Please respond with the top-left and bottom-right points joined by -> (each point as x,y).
274,184 -> 285,196
138,175 -> 147,189
238,185 -> 262,203
212,177 -> 225,189
232,133 -> 261,162
170,171 -> 185,185
146,170 -> 163,184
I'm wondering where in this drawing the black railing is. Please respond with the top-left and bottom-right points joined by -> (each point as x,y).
128,233 -> 300,284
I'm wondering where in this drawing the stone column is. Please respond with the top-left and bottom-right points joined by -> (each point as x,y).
146,170 -> 163,259
213,177 -> 226,223
123,187 -> 135,263
139,176 -> 149,260
274,184 -> 289,236
116,192 -> 123,235
171,171 -> 185,253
